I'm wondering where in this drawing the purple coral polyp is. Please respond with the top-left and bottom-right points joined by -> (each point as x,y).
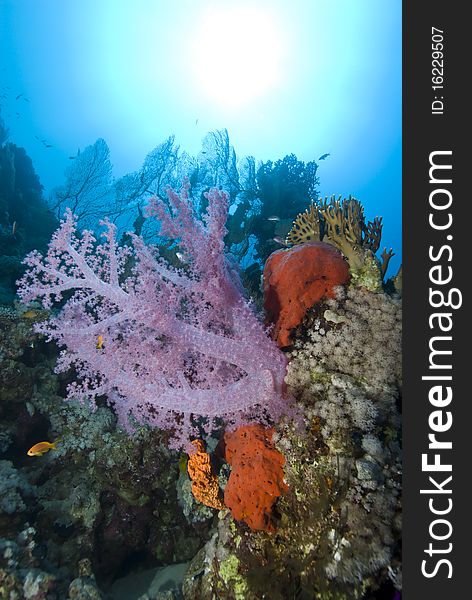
17,181 -> 290,449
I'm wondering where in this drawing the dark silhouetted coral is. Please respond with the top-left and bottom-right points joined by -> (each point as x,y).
0,140 -> 57,304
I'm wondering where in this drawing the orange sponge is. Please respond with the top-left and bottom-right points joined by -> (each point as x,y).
187,439 -> 225,510
224,425 -> 288,531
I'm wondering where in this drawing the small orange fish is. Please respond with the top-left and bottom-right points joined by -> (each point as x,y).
27,440 -> 60,457
96,335 -> 104,350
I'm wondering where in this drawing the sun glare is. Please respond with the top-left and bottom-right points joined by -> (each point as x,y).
190,5 -> 284,109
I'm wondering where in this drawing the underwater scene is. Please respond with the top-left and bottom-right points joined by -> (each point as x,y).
0,2 -> 401,599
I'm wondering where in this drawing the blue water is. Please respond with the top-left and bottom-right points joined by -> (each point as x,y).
0,0 -> 401,275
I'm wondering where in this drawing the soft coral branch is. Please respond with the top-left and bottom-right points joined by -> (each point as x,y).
18,182 -> 291,449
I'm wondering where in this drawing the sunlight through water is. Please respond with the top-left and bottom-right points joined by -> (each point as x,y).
189,4 -> 285,109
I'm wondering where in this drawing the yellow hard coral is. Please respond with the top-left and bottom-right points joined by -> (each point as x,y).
286,195 -> 389,290
286,203 -> 321,246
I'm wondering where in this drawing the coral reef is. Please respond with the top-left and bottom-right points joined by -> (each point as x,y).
0,273 -> 402,599
284,286 -> 402,589
182,519 -> 251,600
176,473 -> 215,525
2,130 -> 402,598
0,306 -> 211,596
17,182 -> 291,450
289,286 -> 402,401
181,283 -> 402,599
0,526 -> 57,599
68,559 -> 104,599
223,424 -> 288,532
0,136 -> 57,305
0,460 -> 35,516
263,242 -> 350,347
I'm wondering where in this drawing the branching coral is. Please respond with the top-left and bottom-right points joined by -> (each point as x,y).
17,181 -> 292,450
286,195 -> 393,290
285,203 -> 321,245
320,196 -> 367,266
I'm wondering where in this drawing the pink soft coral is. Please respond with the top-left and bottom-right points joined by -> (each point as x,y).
17,181 -> 290,449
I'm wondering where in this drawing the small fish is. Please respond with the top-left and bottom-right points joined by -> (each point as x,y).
318,153 -> 330,161
11,221 -> 17,235
68,156 -> 76,160
15,93 -> 23,100
273,236 -> 288,247
96,335 -> 104,350
267,215 -> 280,222
27,440 -> 60,457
